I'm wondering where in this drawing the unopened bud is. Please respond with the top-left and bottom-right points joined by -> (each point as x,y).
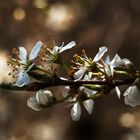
122,58 -> 132,66
121,58 -> 136,73
134,78 -> 140,89
124,85 -> 140,107
36,89 -> 55,106
27,96 -> 46,111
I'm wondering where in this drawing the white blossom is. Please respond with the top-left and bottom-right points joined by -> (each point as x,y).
46,41 -> 76,63
15,41 -> 42,87
104,54 -> 122,98
124,85 -> 140,107
74,46 -> 107,80
51,41 -> 76,54
70,85 -> 96,121
71,102 -> 81,121
83,99 -> 94,114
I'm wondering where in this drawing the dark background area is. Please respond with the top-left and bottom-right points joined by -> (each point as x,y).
0,0 -> 140,140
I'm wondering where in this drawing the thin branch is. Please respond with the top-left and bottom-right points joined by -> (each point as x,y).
0,77 -> 136,92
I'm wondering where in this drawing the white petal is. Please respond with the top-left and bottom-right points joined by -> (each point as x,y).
83,99 -> 94,114
36,90 -> 53,106
74,68 -> 86,81
83,74 -> 89,81
71,102 -> 81,121
104,55 -> 110,65
124,96 -> 138,107
110,54 -> 122,68
83,72 -> 92,80
124,86 -> 132,96
26,63 -> 35,72
124,86 -> 140,107
105,65 -> 113,76
59,77 -> 68,81
59,41 -> 76,53
29,41 -> 42,60
93,46 -> 107,62
27,96 -> 45,111
52,46 -> 59,54
115,86 -> 121,98
128,86 -> 140,101
124,96 -> 133,107
88,72 -> 93,79
19,47 -> 27,63
15,70 -> 30,87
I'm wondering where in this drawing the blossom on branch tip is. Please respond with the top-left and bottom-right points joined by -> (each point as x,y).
124,79 -> 140,107
44,41 -> 76,63
9,41 -> 42,87
124,85 -> 140,107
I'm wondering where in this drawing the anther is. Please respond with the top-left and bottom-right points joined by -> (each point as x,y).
12,48 -> 18,54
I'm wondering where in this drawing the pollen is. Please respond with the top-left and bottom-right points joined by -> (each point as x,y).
12,48 -> 18,55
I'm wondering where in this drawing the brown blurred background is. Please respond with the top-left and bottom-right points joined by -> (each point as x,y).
0,0 -> 140,140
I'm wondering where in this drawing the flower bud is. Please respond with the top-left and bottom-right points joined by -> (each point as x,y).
121,58 -> 132,66
36,89 -> 55,106
27,96 -> 46,111
134,78 -> 140,89
124,84 -> 140,107
121,58 -> 136,73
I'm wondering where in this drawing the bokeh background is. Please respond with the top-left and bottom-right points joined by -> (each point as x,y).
0,0 -> 140,140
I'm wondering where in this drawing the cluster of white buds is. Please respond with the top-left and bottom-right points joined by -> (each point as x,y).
4,40 -> 140,121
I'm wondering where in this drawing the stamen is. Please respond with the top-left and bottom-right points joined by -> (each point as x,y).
73,54 -> 79,58
12,48 -> 19,55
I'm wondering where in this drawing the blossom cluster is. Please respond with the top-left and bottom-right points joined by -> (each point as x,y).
7,40 -> 140,121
